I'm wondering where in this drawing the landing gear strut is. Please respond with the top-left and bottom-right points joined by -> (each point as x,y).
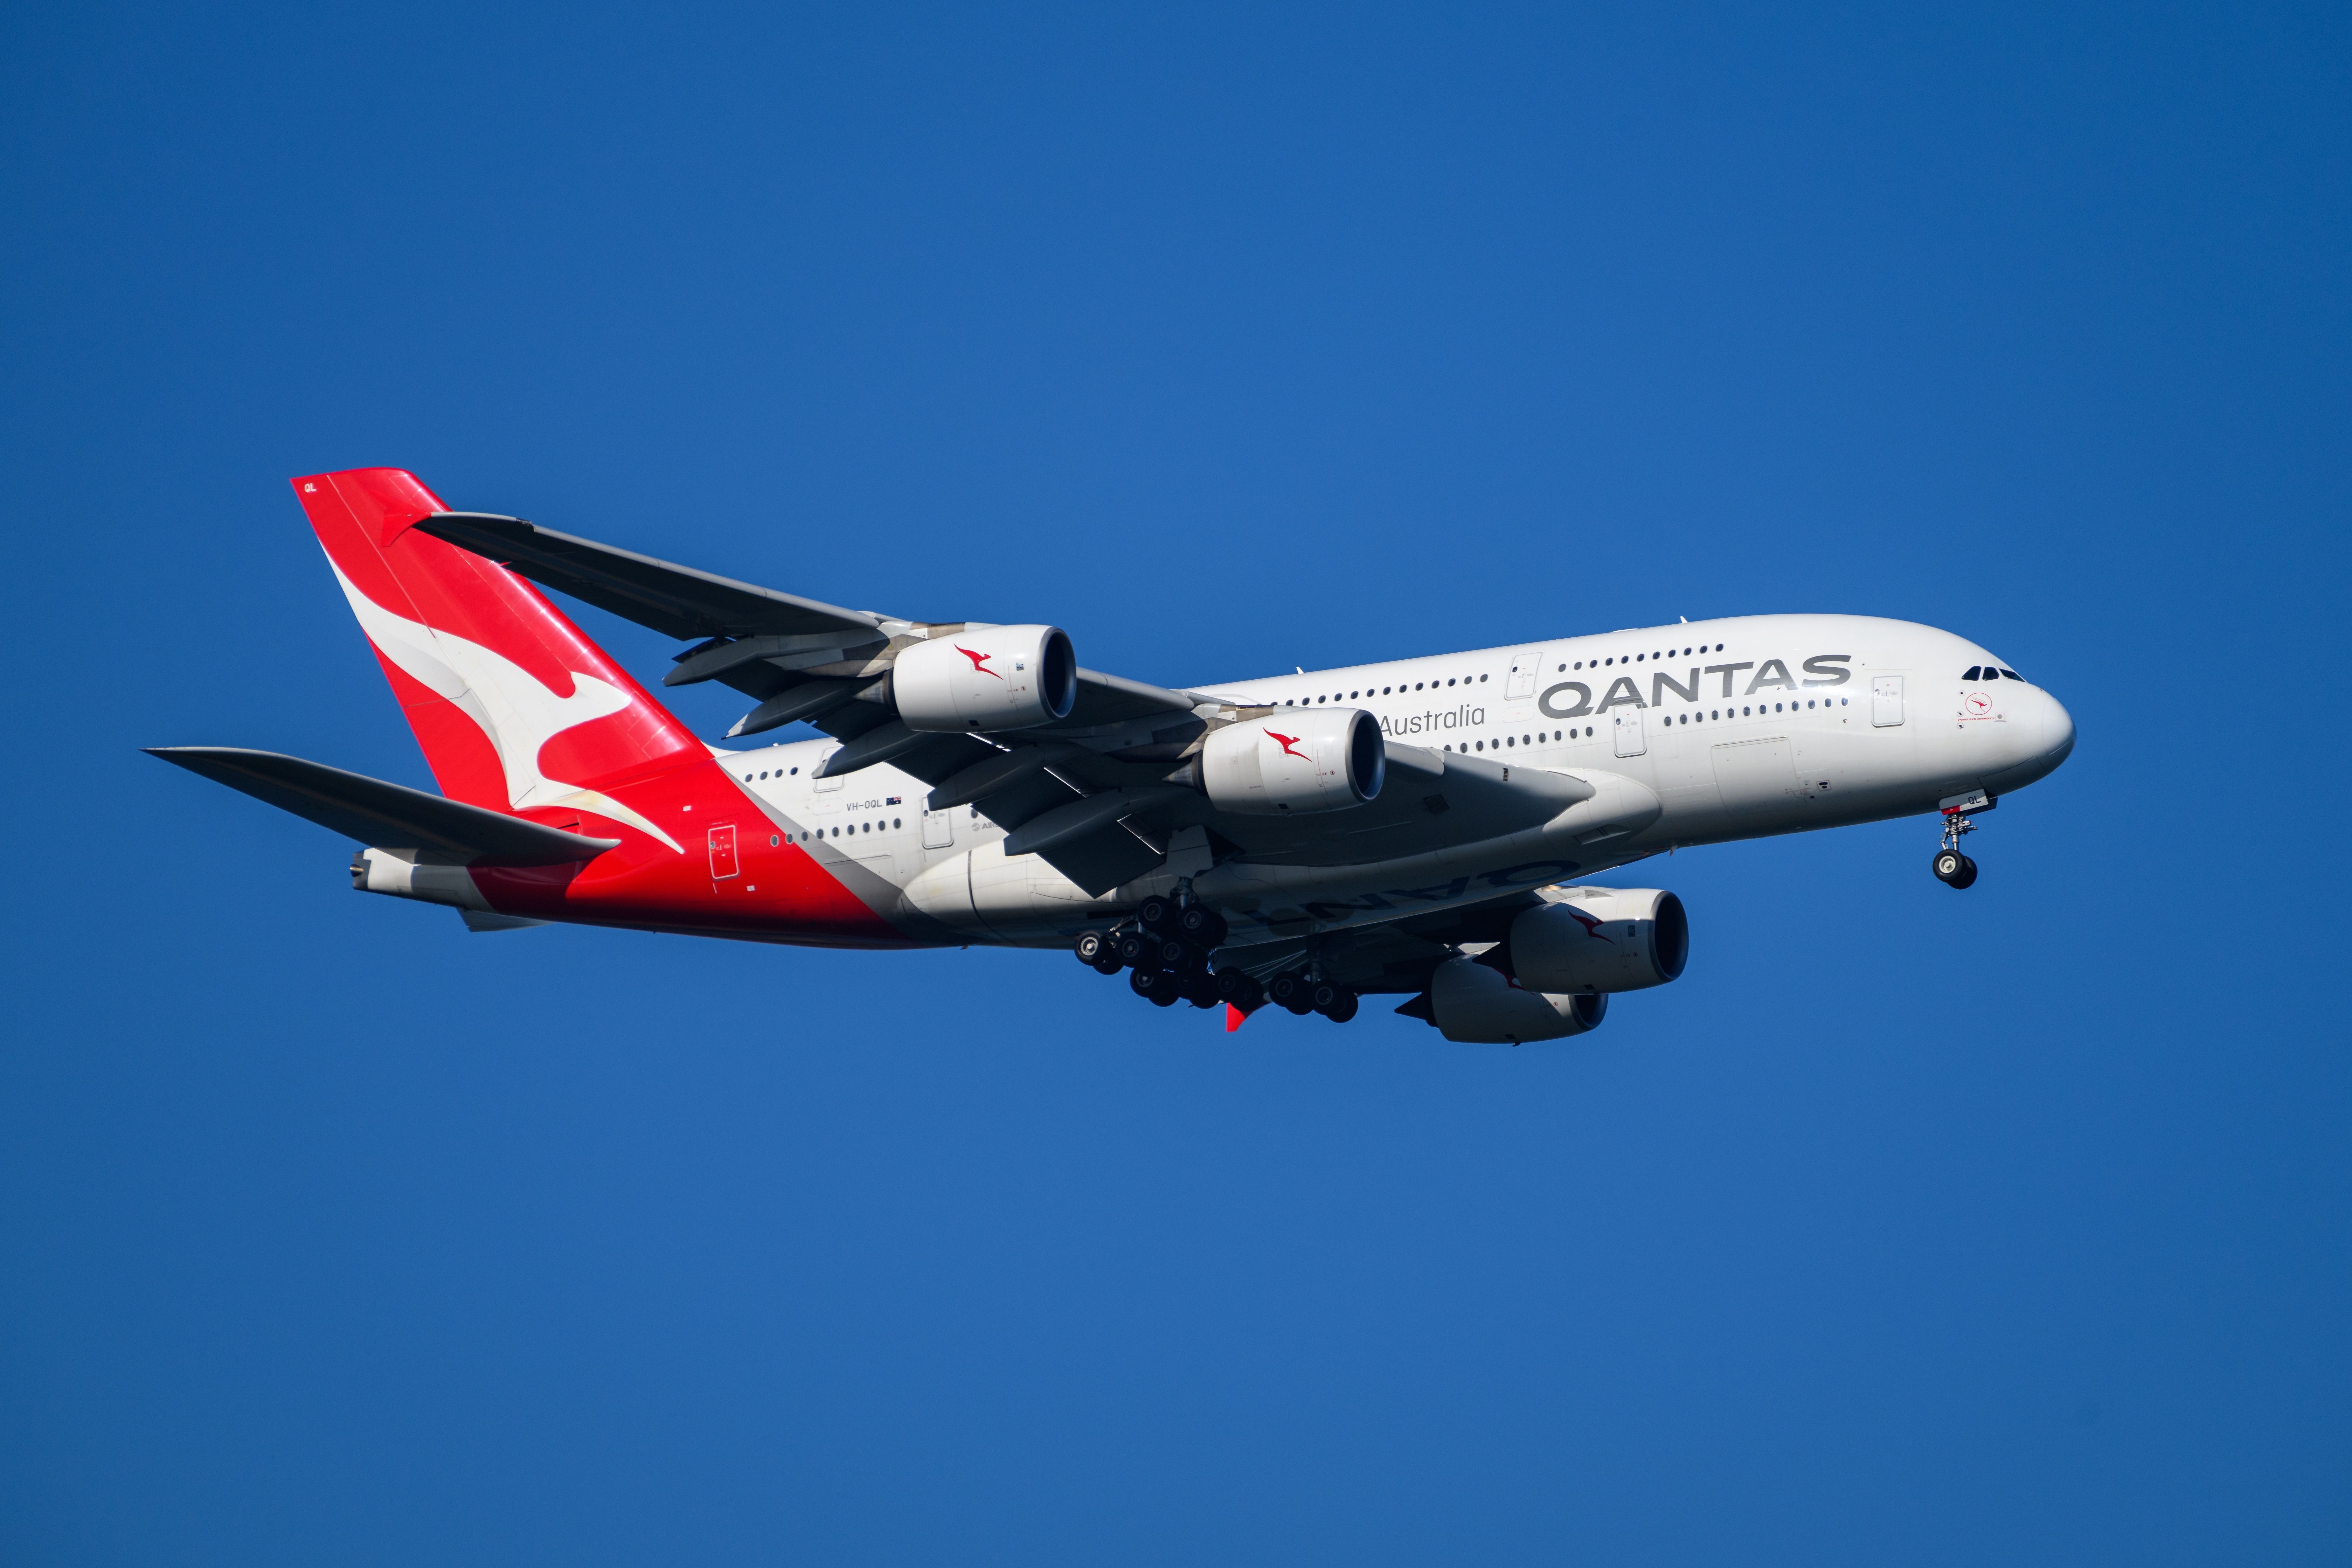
1933,793 -> 1988,889
1076,893 -> 1358,1022
1078,888 -> 1237,1014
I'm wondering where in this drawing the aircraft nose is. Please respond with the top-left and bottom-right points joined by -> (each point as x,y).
2041,690 -> 2076,767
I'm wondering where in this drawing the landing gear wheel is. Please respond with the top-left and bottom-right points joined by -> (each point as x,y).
1093,956 -> 1125,977
1213,968 -> 1264,1009
1176,905 -> 1228,947
1129,966 -> 1173,1000
1137,894 -> 1178,935
1268,973 -> 1314,1015
1073,930 -> 1112,966
1317,990 -> 1359,1023
1182,978 -> 1221,1009
1308,980 -> 1341,1013
1934,800 -> 1985,888
1115,932 -> 1153,968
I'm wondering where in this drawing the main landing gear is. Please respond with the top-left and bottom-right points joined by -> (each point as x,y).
1075,895 -> 1359,1022
1267,971 -> 1358,1022
1076,894 -> 1248,1012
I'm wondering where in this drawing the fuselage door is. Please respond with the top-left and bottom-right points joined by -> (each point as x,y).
1871,675 -> 1905,728
707,821 -> 740,879
921,809 -> 954,850
1505,649 -> 1545,700
1613,707 -> 1647,757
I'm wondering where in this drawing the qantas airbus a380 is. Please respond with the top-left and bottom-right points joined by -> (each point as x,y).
152,469 -> 2076,1042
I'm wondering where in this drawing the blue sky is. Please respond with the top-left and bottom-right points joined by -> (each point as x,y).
3,4 -> 2348,1563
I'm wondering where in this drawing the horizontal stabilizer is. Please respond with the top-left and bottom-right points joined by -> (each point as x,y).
461,909 -> 551,932
146,747 -> 621,864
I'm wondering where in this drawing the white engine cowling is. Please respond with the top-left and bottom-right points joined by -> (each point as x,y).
1508,888 -> 1688,994
1195,709 -> 1384,815
893,624 -> 1078,732
1429,957 -> 1607,1044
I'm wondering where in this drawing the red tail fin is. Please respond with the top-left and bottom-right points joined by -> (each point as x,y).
294,469 -> 705,840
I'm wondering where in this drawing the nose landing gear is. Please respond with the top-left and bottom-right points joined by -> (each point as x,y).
1932,790 -> 1993,889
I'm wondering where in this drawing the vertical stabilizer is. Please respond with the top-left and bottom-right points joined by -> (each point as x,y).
293,468 -> 703,850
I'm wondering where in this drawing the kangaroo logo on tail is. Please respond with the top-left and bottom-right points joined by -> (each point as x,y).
328,562 -> 684,852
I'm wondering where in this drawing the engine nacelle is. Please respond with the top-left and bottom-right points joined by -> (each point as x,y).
893,624 -> 1078,732
1194,709 -> 1384,815
1507,888 -> 1689,994
1428,957 -> 1607,1044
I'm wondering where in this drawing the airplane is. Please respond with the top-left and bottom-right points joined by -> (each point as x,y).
150,467 -> 2076,1044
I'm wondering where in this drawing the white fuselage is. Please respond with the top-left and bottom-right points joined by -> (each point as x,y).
713,614 -> 2075,947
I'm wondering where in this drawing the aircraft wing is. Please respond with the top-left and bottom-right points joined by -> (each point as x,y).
413,512 -> 887,642
1213,887 -> 1544,999
415,511 -> 1596,896
411,512 -> 1202,734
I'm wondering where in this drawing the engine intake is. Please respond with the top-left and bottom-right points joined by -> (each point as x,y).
1194,709 -> 1384,815
1427,957 -> 1607,1044
893,625 -> 1078,732
1507,888 -> 1688,994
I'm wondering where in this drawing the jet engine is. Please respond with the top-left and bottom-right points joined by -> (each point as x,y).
893,624 -> 1078,732
1193,709 -> 1384,815
1507,887 -> 1688,994
1428,957 -> 1607,1044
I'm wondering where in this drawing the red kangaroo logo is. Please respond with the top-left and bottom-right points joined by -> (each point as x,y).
1266,729 -> 1309,761
1564,908 -> 1607,940
956,646 -> 1002,680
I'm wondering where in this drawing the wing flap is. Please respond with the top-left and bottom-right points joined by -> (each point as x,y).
1035,822 -> 1165,896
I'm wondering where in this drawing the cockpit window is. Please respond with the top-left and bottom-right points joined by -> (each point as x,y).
1962,666 -> 1982,680
1998,668 -> 2022,681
